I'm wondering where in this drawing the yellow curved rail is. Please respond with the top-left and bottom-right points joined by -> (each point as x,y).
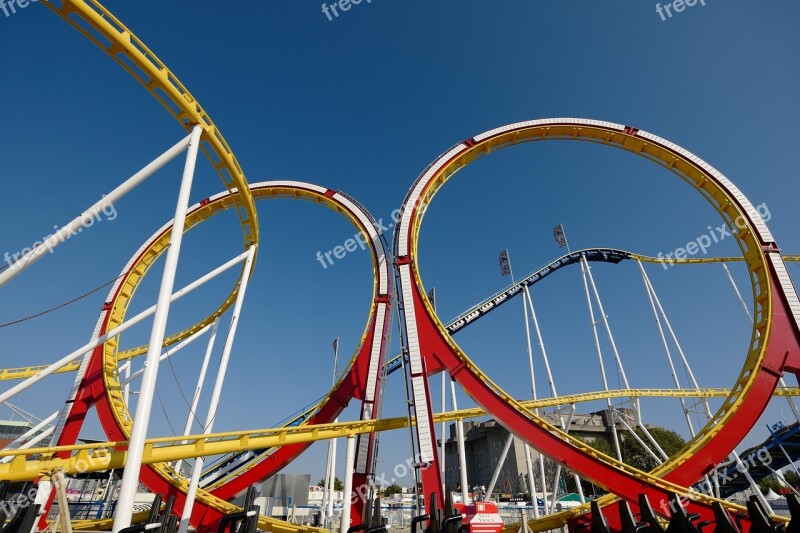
3,386 -> 799,479
6,387 -> 797,529
401,120 -> 782,529
38,0 -> 260,364
95,183 -> 386,500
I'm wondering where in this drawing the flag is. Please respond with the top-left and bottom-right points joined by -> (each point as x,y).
499,249 -> 511,276
332,338 -> 338,353
553,224 -> 567,248
427,288 -> 436,311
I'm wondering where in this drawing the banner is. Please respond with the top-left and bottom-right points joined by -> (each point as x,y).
499,249 -> 511,276
553,224 -> 567,248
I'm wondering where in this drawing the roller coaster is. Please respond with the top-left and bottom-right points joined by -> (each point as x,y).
2,2 -> 800,533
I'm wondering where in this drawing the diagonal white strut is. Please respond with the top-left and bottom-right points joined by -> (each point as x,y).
0,132 -> 193,288
113,125 -> 202,532
174,317 -> 220,476
579,255 -> 623,462
0,248 -> 250,407
178,244 -> 257,533
523,287 -> 586,505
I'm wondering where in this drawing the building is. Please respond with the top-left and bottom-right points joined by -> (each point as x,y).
0,419 -> 38,448
442,409 -> 631,495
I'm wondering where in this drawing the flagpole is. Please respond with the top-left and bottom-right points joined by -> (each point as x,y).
562,225 -> 572,254
324,338 -> 340,526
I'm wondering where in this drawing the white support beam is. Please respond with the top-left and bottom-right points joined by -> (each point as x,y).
0,133 -> 193,288
174,318 -> 220,475
113,125 -> 203,533
340,436 -> 357,533
177,245 -> 257,533
0,247 -> 250,406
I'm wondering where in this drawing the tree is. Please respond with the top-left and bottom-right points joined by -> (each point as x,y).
783,470 -> 800,488
383,483 -> 403,497
758,475 -> 783,495
619,426 -> 687,472
317,477 -> 344,491
571,426 -> 687,494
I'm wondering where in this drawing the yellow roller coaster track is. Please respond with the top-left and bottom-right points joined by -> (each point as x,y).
394,119 -> 797,531
3,386 -> 799,480
78,181 -> 389,523
38,0 -> 260,360
4,386 -> 798,530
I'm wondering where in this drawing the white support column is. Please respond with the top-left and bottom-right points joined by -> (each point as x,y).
441,371 -> 447,495
575,474 -> 586,504
523,445 -> 539,519
320,445 -> 332,527
526,288 -> 579,508
326,340 -> 341,527
579,256 -> 623,462
113,125 -> 203,533
174,318 -> 220,475
583,257 -> 638,422
722,263 -> 754,321
536,452 -> 548,513
521,287 -> 538,406
177,244 -> 257,533
519,285 -> 548,513
637,261 -> 697,435
773,438 -> 800,478
0,132 -> 193,288
121,362 -> 131,405
327,431 -> 338,525
327,436 -> 339,526
769,466 -> 800,497
523,289 -> 557,397
637,422 -> 669,461
341,436 -> 357,533
641,260 -> 723,495
638,262 -> 719,496
486,433 -> 514,500
450,379 -> 470,504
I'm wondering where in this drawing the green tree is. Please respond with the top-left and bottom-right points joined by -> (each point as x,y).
783,470 -> 800,488
317,477 -> 344,491
572,426 -> 687,493
619,426 -> 687,472
758,475 -> 783,495
383,483 -> 403,497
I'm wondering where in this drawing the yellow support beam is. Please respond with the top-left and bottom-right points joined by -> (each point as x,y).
3,387 -> 799,481
40,0 -> 258,250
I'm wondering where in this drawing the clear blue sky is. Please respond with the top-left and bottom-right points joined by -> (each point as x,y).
1,1 -> 799,489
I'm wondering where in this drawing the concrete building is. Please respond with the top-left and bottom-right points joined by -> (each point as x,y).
442,409 -> 630,495
0,419 -> 37,448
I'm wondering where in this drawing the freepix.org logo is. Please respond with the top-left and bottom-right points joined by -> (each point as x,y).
0,0 -> 38,19
3,202 -> 118,269
321,0 -> 373,22
655,0 -> 707,22
656,203 -> 771,270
